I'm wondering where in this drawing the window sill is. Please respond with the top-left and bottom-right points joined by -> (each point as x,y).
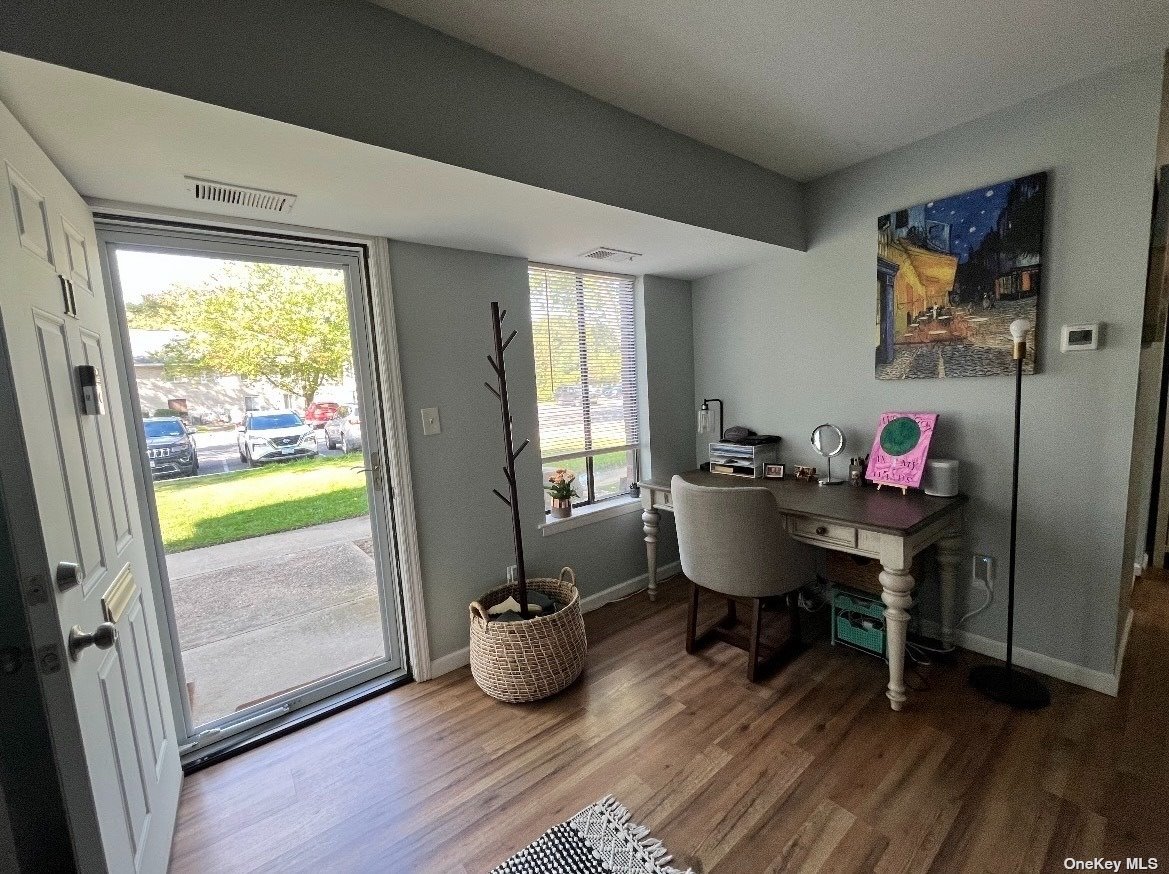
539,495 -> 642,537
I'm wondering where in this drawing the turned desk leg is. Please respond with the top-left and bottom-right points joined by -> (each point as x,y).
879,561 -> 915,711
937,530 -> 963,649
642,506 -> 660,601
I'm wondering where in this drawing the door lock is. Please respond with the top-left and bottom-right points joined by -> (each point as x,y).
56,561 -> 81,591
68,622 -> 118,661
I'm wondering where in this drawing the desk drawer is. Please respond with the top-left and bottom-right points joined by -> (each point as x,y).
791,517 -> 857,548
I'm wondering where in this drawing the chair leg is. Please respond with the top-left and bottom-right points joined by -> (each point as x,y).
686,581 -> 700,654
747,597 -> 763,682
789,591 -> 801,644
720,597 -> 738,628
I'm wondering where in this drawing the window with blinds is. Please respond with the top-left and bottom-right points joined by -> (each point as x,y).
529,263 -> 640,509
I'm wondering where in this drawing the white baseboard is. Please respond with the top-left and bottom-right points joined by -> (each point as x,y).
580,560 -> 681,612
429,646 -> 471,678
919,618 -> 1119,697
1114,608 -> 1134,683
427,561 -> 683,679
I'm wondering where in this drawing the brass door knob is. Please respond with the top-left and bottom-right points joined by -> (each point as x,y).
68,622 -> 118,661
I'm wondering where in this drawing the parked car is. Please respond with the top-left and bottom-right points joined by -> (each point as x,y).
142,417 -> 199,479
552,383 -> 581,404
323,405 -> 362,453
304,401 -> 340,429
237,410 -> 318,465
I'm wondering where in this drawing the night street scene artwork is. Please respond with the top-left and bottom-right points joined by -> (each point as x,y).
876,172 -> 1046,378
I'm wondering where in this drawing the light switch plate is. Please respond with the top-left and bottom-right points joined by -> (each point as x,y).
421,407 -> 441,435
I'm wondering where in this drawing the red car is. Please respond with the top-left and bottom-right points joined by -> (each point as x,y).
303,401 -> 340,429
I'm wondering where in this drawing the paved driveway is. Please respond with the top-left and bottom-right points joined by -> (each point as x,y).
166,516 -> 384,727
190,427 -> 348,476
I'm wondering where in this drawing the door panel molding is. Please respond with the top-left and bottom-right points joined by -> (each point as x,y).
79,327 -> 135,551
97,645 -> 146,862
32,307 -> 106,588
6,161 -> 54,265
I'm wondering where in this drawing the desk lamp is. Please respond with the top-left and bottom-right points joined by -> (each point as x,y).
698,398 -> 724,440
969,318 -> 1050,709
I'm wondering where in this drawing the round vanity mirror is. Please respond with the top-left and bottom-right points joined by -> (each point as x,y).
810,424 -> 846,485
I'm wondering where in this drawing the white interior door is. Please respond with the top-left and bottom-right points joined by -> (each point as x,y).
0,101 -> 180,871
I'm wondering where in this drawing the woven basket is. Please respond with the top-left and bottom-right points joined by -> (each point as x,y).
469,567 -> 586,703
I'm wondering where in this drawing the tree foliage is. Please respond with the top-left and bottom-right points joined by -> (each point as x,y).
530,286 -> 624,403
127,262 -> 350,406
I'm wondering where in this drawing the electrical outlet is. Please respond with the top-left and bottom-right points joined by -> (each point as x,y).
506,565 -> 517,585
421,407 -> 441,436
972,554 -> 995,588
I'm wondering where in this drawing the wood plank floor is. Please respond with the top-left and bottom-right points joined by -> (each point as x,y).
169,572 -> 1169,873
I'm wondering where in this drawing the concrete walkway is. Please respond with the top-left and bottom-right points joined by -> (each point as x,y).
165,516 -> 385,727
166,516 -> 372,578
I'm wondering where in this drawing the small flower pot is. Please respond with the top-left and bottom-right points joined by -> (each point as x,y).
550,498 -> 572,519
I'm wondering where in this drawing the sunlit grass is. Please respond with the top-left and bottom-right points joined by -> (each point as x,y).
154,455 -> 369,553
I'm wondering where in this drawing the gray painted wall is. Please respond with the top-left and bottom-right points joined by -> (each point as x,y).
388,241 -> 686,660
692,56 -> 1164,675
0,0 -> 804,249
639,276 -> 697,483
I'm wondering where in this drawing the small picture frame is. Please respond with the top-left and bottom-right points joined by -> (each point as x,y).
764,463 -> 785,479
794,465 -> 818,481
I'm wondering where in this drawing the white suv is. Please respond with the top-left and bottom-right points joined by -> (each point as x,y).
237,410 -> 318,465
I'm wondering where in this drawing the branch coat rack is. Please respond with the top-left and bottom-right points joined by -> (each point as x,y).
484,301 -> 531,619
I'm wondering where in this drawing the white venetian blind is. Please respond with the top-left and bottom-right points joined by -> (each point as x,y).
529,264 -> 639,461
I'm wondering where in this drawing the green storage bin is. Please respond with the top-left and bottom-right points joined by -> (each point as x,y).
831,588 -> 886,657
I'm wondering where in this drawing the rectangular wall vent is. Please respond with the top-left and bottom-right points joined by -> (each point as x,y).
184,176 -> 297,213
580,246 -> 642,262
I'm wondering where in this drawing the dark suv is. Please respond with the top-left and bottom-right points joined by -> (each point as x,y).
142,417 -> 199,479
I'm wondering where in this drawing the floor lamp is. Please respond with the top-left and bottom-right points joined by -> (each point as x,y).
969,318 -> 1051,709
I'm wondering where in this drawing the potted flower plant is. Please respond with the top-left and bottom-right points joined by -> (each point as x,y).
545,469 -> 578,519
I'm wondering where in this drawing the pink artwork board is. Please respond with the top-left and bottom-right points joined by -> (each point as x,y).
865,412 -> 938,490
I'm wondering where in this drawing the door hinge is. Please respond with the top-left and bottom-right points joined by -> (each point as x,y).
37,644 -> 62,675
1,643 -> 62,677
24,573 -> 49,606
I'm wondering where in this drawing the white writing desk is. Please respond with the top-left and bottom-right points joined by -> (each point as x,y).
638,470 -> 966,711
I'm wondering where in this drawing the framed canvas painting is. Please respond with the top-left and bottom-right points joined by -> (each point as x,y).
876,172 -> 1046,379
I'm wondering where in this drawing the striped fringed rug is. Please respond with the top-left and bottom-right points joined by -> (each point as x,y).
491,796 -> 691,874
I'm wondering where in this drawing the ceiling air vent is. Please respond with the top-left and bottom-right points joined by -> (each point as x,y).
184,177 -> 297,214
580,246 -> 642,263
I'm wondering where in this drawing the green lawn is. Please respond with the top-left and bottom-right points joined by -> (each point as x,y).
154,455 -> 370,553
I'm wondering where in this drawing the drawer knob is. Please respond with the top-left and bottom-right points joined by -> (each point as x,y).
816,525 -> 829,536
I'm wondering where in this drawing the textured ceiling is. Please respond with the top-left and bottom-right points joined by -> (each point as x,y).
372,0 -> 1169,180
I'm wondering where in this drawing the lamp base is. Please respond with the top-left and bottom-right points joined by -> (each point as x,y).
969,664 -> 1051,709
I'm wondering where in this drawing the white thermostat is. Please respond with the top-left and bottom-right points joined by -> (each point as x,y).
1060,324 -> 1100,352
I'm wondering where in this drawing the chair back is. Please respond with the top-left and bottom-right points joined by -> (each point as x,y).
671,475 -> 816,598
